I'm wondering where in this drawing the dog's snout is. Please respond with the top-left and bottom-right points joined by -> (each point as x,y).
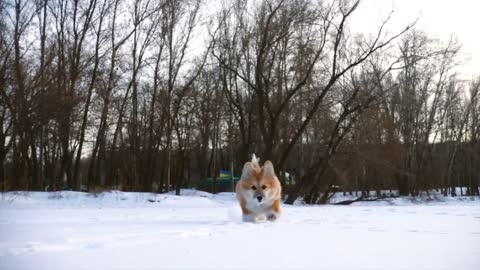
257,196 -> 263,202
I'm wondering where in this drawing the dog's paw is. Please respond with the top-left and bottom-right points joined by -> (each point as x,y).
242,214 -> 254,222
267,213 -> 277,221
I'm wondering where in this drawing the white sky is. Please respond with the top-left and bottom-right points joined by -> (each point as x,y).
349,0 -> 479,79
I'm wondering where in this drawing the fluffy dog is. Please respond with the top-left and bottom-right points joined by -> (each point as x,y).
236,157 -> 282,222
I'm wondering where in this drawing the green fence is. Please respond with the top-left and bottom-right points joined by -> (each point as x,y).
200,177 -> 240,193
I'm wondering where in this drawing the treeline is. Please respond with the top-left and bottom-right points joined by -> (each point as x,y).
0,0 -> 479,203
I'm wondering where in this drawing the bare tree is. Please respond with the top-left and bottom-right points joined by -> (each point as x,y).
0,0 -> 477,202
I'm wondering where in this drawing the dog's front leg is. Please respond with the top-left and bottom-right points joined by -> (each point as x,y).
267,199 -> 281,221
242,214 -> 254,222
243,213 -> 267,223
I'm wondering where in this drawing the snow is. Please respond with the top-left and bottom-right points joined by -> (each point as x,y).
1,190 -> 479,270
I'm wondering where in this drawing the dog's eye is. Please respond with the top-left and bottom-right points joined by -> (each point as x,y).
262,185 -> 267,190
251,186 -> 257,190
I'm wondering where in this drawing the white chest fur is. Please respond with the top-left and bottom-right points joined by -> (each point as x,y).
245,197 -> 274,213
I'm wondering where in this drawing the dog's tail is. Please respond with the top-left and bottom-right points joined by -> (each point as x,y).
251,154 -> 260,166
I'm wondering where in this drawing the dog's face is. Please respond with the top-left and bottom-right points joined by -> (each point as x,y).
239,160 -> 281,205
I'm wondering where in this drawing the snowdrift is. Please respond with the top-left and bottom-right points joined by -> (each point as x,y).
1,190 -> 479,270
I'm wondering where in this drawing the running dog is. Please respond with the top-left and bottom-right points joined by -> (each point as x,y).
236,157 -> 282,222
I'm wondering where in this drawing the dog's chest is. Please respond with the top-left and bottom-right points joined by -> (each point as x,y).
245,198 -> 273,213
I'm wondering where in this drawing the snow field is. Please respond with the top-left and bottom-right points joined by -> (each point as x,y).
0,190 -> 479,270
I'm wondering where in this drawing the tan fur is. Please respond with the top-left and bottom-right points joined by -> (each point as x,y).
236,160 -> 282,222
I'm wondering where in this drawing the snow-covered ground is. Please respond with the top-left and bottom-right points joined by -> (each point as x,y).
1,190 -> 479,270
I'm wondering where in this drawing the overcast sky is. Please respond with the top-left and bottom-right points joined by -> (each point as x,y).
350,0 -> 479,79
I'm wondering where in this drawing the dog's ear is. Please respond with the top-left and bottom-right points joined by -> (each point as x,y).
263,160 -> 276,178
241,162 -> 255,179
